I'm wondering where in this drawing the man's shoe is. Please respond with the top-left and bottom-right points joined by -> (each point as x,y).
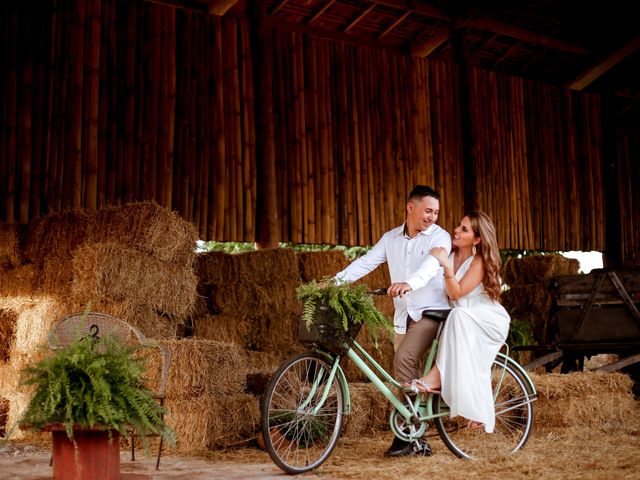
413,438 -> 433,457
383,437 -> 412,457
384,437 -> 432,457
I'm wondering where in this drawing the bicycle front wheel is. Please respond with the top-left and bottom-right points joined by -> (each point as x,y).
433,357 -> 534,459
261,352 -> 345,474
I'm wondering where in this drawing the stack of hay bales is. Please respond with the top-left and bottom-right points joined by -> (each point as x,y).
501,254 -> 579,346
0,203 -> 199,439
193,248 -> 302,353
146,339 -> 260,452
530,371 -> 640,432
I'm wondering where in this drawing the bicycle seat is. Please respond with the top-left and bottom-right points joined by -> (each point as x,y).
421,309 -> 451,322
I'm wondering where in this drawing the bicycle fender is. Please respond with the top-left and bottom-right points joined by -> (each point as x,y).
315,349 -> 352,415
497,352 -> 537,396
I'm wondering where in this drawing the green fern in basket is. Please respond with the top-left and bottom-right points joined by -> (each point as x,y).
19,334 -> 175,452
296,279 -> 392,340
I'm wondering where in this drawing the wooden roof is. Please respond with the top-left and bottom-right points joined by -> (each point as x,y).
147,0 -> 640,127
152,1 -> 639,92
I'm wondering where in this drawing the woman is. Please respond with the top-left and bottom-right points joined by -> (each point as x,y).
405,211 -> 510,433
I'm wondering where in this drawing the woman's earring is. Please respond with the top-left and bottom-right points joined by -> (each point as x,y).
472,244 -> 477,256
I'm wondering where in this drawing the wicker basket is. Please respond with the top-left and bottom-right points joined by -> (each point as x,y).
298,303 -> 363,354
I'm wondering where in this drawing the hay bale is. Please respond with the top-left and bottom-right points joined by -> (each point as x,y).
0,309 -> 18,362
0,296 -> 68,360
193,314 -> 254,347
234,249 -> 299,285
0,397 -> 8,437
147,339 -> 246,399
87,202 -> 198,267
0,223 -> 21,268
71,242 -> 197,318
297,250 -> 349,282
0,264 -> 39,296
164,394 -> 260,452
22,210 -> 91,264
195,251 -> 236,286
195,250 -> 303,351
342,383 -> 390,438
38,254 -> 74,296
530,372 -> 640,432
343,328 -> 395,383
503,254 -> 579,286
195,252 -> 239,314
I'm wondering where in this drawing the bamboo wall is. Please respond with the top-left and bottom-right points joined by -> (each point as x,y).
0,0 -> 256,241
0,0 -> 637,259
270,31 -> 464,245
617,130 -> 640,262
469,68 -> 606,252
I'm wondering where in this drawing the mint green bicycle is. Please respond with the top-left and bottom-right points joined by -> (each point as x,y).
261,291 -> 537,474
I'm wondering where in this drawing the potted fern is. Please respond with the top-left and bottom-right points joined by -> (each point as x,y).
296,279 -> 391,353
19,333 -> 174,479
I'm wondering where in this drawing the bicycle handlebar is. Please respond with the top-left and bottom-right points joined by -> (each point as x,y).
368,287 -> 388,296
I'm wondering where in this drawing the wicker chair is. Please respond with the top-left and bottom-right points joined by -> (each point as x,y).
47,312 -> 170,470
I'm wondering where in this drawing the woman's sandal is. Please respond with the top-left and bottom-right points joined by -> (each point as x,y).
403,379 -> 441,394
467,421 -> 484,430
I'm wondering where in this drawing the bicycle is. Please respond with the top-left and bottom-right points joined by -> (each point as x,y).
261,289 -> 537,474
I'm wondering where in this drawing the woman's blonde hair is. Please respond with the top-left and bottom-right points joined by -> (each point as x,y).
467,211 -> 502,301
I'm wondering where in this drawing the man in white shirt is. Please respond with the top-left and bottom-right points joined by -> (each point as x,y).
335,185 -> 451,457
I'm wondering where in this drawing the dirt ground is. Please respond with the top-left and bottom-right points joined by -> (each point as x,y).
1,427 -> 639,480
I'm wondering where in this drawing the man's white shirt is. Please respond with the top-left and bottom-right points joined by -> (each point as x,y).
335,223 -> 451,334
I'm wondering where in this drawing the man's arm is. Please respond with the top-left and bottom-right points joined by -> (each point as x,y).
334,235 -> 387,284
405,229 -> 452,291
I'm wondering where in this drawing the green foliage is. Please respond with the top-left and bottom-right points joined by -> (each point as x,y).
296,279 -> 392,343
506,318 -> 535,348
197,240 -> 370,260
19,335 -> 175,451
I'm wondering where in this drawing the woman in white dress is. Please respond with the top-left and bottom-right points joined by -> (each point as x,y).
405,211 -> 510,433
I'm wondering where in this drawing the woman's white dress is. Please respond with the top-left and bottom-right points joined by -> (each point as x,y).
435,254 -> 511,433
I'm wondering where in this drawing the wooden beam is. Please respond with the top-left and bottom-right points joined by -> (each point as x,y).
495,41 -> 521,65
143,0 -> 208,13
467,18 -> 588,55
268,0 -> 289,16
343,3 -> 376,33
265,16 -> 403,53
373,0 -> 449,21
209,0 -> 238,16
307,0 -> 336,25
409,27 -> 449,58
378,10 -> 411,40
208,0 -> 240,15
595,353 -> 640,372
522,351 -> 563,371
568,34 -> 640,90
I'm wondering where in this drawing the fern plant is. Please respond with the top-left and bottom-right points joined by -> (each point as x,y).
296,279 -> 391,342
19,335 -> 175,451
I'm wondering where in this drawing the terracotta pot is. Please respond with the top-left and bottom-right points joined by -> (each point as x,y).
44,424 -> 120,480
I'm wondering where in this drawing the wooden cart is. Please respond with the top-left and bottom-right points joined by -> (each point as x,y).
515,268 -> 640,373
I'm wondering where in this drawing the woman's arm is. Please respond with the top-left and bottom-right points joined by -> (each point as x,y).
431,248 -> 484,300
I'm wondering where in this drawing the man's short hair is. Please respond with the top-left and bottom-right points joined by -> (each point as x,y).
408,185 -> 440,202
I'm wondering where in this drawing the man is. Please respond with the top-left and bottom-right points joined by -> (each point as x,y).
334,185 -> 451,457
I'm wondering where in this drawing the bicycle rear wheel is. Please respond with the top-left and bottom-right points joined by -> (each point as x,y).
261,352 -> 344,474
433,357 -> 534,459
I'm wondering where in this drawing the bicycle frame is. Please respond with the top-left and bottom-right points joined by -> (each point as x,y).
312,335 -> 537,429
313,335 -> 445,427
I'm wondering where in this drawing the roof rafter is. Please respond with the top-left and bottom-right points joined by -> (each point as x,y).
568,34 -> 640,90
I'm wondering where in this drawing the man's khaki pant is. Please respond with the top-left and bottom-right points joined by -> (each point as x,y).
393,317 -> 438,384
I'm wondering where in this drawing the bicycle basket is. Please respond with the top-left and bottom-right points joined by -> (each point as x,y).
298,303 -> 363,354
